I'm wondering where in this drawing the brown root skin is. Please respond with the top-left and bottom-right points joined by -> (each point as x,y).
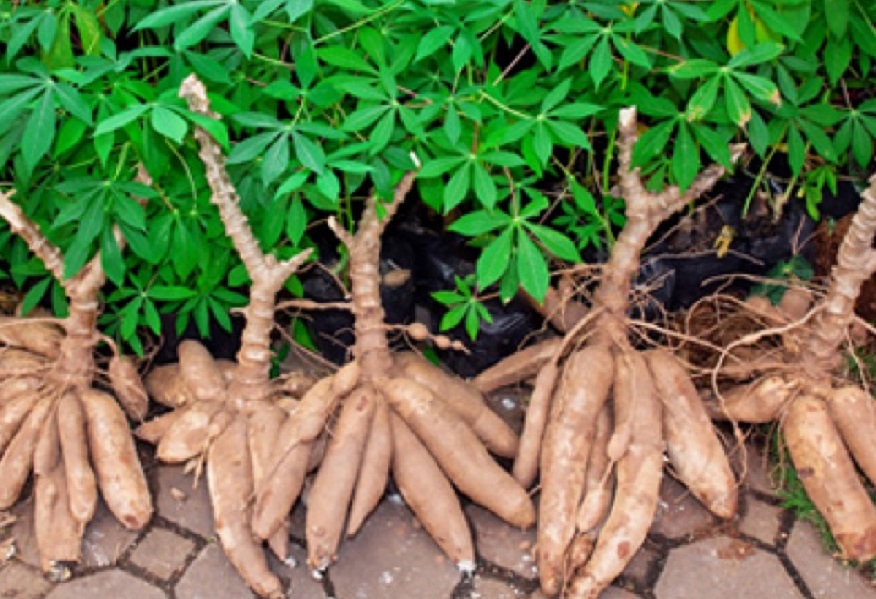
394,352 -> 519,458
207,419 -> 283,599
706,376 -> 796,423
144,363 -> 195,408
647,350 -> 737,519
82,389 -> 152,530
347,399 -> 392,536
537,346 -> 613,596
389,412 -> 475,568
784,395 -> 876,561
109,356 -> 149,421
827,386 -> 876,490
513,358 -> 561,488
384,377 -> 536,529
473,337 -> 563,394
576,403 -> 614,534
306,387 -> 376,570
567,367 -> 664,599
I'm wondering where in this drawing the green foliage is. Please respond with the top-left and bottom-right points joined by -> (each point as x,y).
0,0 -> 874,347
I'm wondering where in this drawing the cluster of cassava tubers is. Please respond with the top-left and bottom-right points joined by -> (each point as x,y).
3,70 -> 876,599
703,174 -> 876,563
474,107 -> 745,598
0,193 -> 152,580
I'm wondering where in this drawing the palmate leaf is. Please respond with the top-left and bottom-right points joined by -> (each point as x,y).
21,91 -> 55,170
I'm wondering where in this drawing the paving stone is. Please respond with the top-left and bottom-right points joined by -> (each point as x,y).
620,544 -> 659,589
785,520 -> 876,599
80,500 -> 140,568
176,542 -> 321,599
330,498 -> 461,599
45,570 -> 165,599
154,465 -> 214,538
739,441 -> 778,497
739,498 -> 781,545
129,527 -> 195,580
0,560 -> 53,598
655,536 -> 802,599
176,544 -> 254,599
9,497 -> 137,571
466,505 -> 537,578
650,477 -> 716,540
471,576 -> 527,598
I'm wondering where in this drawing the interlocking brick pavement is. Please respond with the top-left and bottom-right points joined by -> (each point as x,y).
2,444 -> 876,599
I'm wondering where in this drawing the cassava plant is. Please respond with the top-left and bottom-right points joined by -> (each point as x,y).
703,174 -> 876,562
254,152 -> 537,578
474,107 -> 744,599
134,74 -> 314,599
0,191 -> 151,579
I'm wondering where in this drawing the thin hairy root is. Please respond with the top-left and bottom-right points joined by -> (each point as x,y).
58,392 -> 97,524
307,387 -> 376,570
0,397 -> 52,509
394,352 -> 518,457
207,419 -> 283,599
347,399 -> 391,536
576,403 -> 614,534
828,386 -> 876,486
473,337 -> 563,394
82,389 -> 152,529
537,346 -> 613,596
647,350 -> 737,518
783,395 -> 876,561
707,376 -> 797,423
567,366 -> 664,599
109,356 -> 149,421
389,412 -> 475,569
384,377 -> 536,528
513,359 -> 561,488
145,364 -> 195,408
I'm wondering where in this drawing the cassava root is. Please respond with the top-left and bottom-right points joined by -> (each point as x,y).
482,107 -> 744,598
704,174 -> 876,561
0,190 -> 152,578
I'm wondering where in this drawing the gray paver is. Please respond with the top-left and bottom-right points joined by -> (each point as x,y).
620,544 -> 658,589
175,544 -> 255,599
80,500 -> 140,568
154,465 -> 214,538
466,505 -> 537,578
739,497 -> 782,545
785,520 -> 876,599
45,570 -> 165,599
650,477 -> 716,540
472,576 -> 527,598
129,527 -> 195,580
740,441 -> 778,497
0,560 -> 53,598
655,536 -> 802,599
330,498 -> 461,599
